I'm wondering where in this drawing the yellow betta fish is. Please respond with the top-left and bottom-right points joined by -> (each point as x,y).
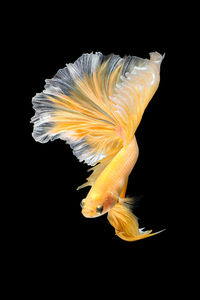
31,51 -> 164,241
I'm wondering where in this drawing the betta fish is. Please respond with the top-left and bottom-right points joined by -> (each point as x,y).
31,51 -> 164,241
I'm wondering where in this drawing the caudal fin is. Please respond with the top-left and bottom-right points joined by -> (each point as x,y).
107,199 -> 163,242
31,52 -> 164,190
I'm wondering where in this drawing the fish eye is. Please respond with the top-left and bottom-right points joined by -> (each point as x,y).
80,199 -> 86,208
96,204 -> 103,214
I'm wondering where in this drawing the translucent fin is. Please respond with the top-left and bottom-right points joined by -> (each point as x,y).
31,52 -> 124,167
107,200 -> 163,242
31,52 -> 164,188
109,51 -> 164,144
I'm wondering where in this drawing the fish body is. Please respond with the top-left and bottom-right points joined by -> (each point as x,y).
82,136 -> 138,218
31,51 -> 164,241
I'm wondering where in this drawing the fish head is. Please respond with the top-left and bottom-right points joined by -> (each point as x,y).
81,191 -> 118,218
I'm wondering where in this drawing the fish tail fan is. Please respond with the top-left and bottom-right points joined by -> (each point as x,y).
31,52 -> 125,184
108,51 -> 164,145
107,199 -> 163,242
31,51 -> 164,189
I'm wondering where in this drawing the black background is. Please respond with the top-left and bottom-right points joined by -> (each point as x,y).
8,2 -> 190,297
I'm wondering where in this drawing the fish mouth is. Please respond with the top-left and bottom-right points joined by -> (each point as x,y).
82,208 -> 96,218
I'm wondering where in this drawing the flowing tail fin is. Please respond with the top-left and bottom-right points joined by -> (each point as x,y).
31,52 -> 164,190
107,198 -> 163,242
